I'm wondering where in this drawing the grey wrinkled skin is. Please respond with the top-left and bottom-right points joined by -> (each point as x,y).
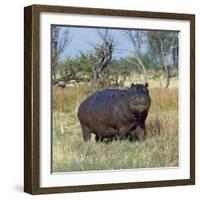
77,83 -> 151,142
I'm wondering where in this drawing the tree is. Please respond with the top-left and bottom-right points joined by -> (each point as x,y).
52,26 -> 70,81
93,29 -> 116,86
59,51 -> 94,83
125,30 -> 148,83
147,31 -> 178,88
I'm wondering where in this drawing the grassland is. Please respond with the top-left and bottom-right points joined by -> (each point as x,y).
52,78 -> 178,172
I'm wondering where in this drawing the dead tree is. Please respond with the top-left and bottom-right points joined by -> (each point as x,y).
126,30 -> 148,83
93,29 -> 115,86
52,26 -> 70,81
160,34 -> 178,88
148,31 -> 178,88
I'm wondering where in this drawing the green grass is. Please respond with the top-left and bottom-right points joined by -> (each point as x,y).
52,111 -> 178,172
52,82 -> 178,172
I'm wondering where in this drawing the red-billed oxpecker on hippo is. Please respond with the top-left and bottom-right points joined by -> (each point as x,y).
78,83 -> 151,142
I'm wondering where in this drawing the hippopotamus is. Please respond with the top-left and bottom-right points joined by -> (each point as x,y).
77,83 -> 151,142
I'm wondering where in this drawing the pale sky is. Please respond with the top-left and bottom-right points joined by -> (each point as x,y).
58,26 -> 135,61
56,26 -> 178,62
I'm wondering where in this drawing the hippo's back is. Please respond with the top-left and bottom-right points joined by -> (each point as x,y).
78,89 -> 127,124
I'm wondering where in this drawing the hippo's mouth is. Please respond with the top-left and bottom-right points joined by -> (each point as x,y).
131,105 -> 150,112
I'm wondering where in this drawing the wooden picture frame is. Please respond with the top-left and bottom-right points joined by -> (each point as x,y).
24,4 -> 195,194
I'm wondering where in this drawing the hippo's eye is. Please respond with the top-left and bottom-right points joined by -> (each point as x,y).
138,87 -> 148,93
143,87 -> 149,93
142,87 -> 148,92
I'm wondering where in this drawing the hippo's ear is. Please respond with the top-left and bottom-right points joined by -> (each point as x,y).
145,82 -> 149,88
130,83 -> 135,88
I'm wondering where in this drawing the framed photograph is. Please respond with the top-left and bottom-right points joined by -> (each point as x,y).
24,4 -> 195,194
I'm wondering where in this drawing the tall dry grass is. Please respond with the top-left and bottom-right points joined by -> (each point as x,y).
146,88 -> 178,138
52,85 -> 96,113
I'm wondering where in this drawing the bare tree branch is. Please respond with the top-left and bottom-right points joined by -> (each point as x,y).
125,30 -> 148,83
52,27 -> 71,81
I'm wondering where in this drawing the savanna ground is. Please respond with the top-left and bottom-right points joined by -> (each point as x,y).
52,77 -> 178,172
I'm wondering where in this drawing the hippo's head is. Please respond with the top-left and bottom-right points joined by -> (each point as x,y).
128,83 -> 151,113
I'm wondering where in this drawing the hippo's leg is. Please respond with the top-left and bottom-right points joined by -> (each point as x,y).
135,124 -> 145,141
95,134 -> 99,142
95,134 -> 103,142
119,127 -> 128,141
80,124 -> 91,142
113,135 -> 118,141
129,130 -> 137,142
111,131 -> 118,141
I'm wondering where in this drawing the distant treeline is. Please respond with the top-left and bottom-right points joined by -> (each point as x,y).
52,26 -> 178,88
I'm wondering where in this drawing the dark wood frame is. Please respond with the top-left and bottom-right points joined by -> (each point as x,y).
24,4 -> 195,195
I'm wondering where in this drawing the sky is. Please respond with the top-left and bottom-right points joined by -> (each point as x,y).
55,26 -> 178,63
57,26 -> 135,61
